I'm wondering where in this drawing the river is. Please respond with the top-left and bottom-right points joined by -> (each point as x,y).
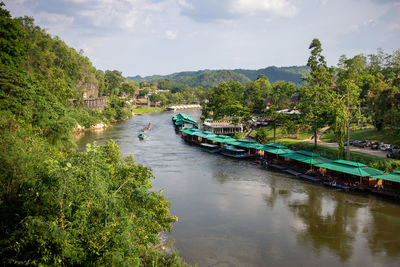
76,110 -> 400,267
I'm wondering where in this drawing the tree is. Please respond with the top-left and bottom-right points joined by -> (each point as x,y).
157,79 -> 171,90
298,38 -> 336,149
120,81 -> 137,97
105,70 -> 124,96
243,75 -> 271,114
0,3 -> 27,67
202,82 -> 249,122
271,80 -> 296,109
335,55 -> 364,159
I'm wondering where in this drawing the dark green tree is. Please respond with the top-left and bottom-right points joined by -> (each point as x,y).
298,38 -> 336,148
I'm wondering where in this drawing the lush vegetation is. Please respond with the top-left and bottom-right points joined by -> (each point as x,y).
0,4 -> 183,265
128,66 -> 308,89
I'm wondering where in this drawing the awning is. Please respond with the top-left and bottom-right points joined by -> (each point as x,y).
315,160 -> 383,177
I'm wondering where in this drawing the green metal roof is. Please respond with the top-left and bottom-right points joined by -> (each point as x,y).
281,150 -> 332,165
333,159 -> 367,167
263,147 -> 294,155
265,143 -> 288,149
315,160 -> 383,177
372,171 -> 400,183
172,113 -> 198,126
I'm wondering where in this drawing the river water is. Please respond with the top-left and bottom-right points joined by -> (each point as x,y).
76,110 -> 400,267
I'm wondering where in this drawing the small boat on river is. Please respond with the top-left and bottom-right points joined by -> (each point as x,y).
221,145 -> 249,158
141,122 -> 152,132
200,143 -> 220,153
138,131 -> 146,140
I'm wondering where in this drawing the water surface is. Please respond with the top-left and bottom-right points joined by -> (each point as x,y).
76,111 -> 400,267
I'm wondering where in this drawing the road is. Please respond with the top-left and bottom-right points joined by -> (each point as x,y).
302,139 -> 388,158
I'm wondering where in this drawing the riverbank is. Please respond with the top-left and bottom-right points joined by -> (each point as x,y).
74,110 -> 400,267
134,106 -> 165,114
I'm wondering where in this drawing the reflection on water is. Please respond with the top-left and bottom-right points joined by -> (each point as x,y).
76,110 -> 400,267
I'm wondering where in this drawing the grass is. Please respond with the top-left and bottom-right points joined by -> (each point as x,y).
133,106 -> 164,114
321,128 -> 400,145
276,138 -> 400,172
251,126 -> 314,140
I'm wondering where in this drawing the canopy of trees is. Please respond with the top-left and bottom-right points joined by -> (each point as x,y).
0,4 -> 182,265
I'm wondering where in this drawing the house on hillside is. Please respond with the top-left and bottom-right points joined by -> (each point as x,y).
134,88 -> 150,107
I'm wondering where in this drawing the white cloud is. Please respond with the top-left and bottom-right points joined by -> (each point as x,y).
177,0 -> 194,9
36,12 -> 74,28
165,30 -> 178,40
230,0 -> 298,17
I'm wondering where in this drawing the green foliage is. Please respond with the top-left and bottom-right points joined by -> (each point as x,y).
0,3 -> 26,67
243,75 -> 271,114
202,81 -> 250,122
0,136 -> 178,265
128,66 -> 309,87
298,38 -> 336,148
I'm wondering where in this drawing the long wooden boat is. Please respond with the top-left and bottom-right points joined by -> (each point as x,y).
200,143 -> 220,153
141,122 -> 151,132
284,169 -> 302,177
299,174 -> 321,182
268,162 -> 287,171
323,181 -> 352,191
221,145 -> 248,158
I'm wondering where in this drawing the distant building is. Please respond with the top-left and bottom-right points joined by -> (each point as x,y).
118,92 -> 127,99
71,97 -> 108,109
134,88 -> 150,106
202,119 -> 243,135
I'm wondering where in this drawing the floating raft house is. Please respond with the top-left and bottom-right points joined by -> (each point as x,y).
172,113 -> 198,129
315,160 -> 383,177
177,125 -> 400,198
281,150 -> 332,165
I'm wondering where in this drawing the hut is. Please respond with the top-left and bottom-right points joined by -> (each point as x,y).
371,171 -> 400,198
315,160 -> 383,190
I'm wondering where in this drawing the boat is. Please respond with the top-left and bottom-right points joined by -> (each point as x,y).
220,145 -> 249,158
138,131 -> 146,140
322,181 -> 352,191
284,169 -> 302,177
267,162 -> 287,171
299,174 -> 321,182
141,122 -> 152,132
200,143 -> 220,153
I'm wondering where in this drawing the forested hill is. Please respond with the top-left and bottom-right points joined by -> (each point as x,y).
128,66 -> 309,87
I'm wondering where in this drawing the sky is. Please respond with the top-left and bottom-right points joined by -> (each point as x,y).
4,0 -> 400,77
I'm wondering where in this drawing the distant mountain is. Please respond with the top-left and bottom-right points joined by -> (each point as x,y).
127,66 -> 309,88
233,66 -> 309,84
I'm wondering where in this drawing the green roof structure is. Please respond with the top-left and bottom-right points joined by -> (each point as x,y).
315,160 -> 383,177
263,147 -> 294,155
281,150 -> 332,165
265,143 -> 288,149
172,113 -> 198,126
372,171 -> 400,183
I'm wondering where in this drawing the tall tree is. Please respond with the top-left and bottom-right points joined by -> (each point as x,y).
243,74 -> 272,114
105,70 -> 124,96
298,38 -> 335,148
202,81 -> 249,122
335,55 -> 364,159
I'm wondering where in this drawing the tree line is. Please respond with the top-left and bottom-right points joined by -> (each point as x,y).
0,3 -> 184,265
203,38 -> 400,160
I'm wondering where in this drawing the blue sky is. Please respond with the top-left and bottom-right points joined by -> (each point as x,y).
4,0 -> 400,77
